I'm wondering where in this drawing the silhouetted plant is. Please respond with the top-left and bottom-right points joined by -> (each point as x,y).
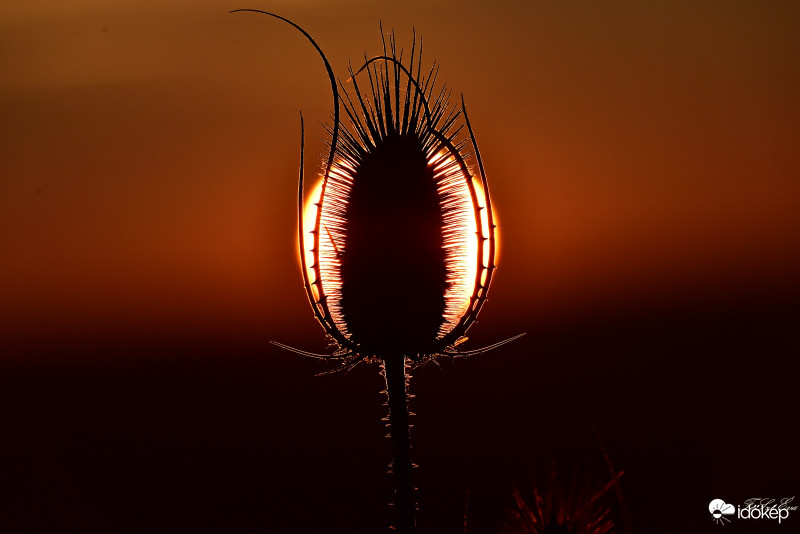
232,10 -> 522,533
500,464 -> 621,534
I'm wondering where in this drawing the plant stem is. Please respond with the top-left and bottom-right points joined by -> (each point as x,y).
384,355 -> 415,533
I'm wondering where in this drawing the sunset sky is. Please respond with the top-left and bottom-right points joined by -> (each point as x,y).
3,0 -> 798,345
2,1 -> 798,532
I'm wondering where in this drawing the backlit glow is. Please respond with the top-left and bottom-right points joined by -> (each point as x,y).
301,153 -> 495,346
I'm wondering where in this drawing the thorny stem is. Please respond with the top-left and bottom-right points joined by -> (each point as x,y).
384,356 -> 415,533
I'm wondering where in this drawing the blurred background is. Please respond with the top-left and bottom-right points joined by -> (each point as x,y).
2,1 -> 798,532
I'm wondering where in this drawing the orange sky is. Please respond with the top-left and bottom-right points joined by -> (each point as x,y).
2,1 -> 799,356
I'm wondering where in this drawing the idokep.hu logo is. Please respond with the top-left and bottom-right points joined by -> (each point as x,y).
709,499 -> 735,525
709,497 -> 797,526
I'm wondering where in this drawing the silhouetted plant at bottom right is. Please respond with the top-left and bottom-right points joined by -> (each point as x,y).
500,464 -> 622,534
